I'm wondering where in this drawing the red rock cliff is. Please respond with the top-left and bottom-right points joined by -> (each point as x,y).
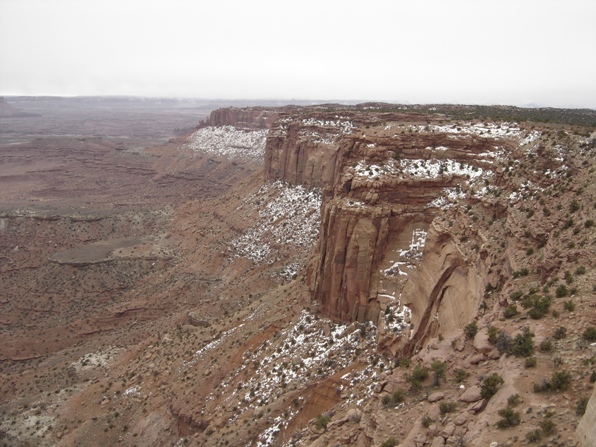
264,108 -> 527,352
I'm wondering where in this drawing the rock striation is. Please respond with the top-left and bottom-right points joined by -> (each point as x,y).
264,108 -> 532,352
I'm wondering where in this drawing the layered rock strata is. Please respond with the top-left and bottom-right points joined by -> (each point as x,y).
264,109 -> 531,352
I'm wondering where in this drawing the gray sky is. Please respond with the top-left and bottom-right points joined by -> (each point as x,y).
1,0 -> 595,108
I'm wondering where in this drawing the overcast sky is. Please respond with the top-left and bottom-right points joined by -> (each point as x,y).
1,0 -> 595,108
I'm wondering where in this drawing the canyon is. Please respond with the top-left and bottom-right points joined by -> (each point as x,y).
1,98 -> 596,447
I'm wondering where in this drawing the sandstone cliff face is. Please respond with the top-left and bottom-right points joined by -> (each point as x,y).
265,111 -> 531,352
204,106 -> 280,129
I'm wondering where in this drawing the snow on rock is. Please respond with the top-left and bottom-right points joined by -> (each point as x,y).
400,158 -> 488,180
230,181 -> 321,264
208,311 -> 379,428
383,228 -> 427,277
186,125 -> 268,160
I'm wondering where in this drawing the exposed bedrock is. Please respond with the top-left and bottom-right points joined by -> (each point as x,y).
264,110 -> 519,350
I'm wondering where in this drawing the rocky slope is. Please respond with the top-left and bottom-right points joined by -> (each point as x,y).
1,103 -> 596,447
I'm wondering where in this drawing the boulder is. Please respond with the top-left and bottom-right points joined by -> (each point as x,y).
458,386 -> 483,403
473,328 -> 493,354
428,391 -> 445,403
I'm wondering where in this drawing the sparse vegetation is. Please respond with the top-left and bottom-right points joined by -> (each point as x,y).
481,373 -> 504,399
464,321 -> 478,339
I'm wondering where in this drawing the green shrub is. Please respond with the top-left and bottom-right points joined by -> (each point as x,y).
575,266 -> 586,275
464,321 -> 478,339
583,327 -> 596,342
481,373 -> 504,399
509,291 -> 524,301
525,357 -> 537,368
314,413 -> 331,431
564,300 -> 575,311
556,285 -> 568,298
488,325 -> 498,344
553,326 -> 567,340
503,305 -> 519,319
539,339 -> 553,353
430,360 -> 446,386
511,327 -> 535,357
526,429 -> 542,443
536,370 -> 573,392
507,393 -> 522,407
439,401 -> 457,415
570,200 -> 580,213
421,415 -> 433,428
539,418 -> 557,436
380,438 -> 398,447
454,369 -> 470,383
405,365 -> 428,391
565,270 -> 574,284
496,407 -> 521,428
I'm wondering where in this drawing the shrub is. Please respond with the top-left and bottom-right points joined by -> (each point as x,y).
511,327 -> 535,357
487,325 -> 498,344
539,339 -> 553,353
383,389 -> 406,408
553,326 -> 567,340
583,327 -> 596,342
575,266 -> 586,275
464,321 -> 478,339
314,413 -> 331,431
421,415 -> 433,428
565,270 -> 574,284
405,365 -> 428,391
496,330 -> 513,354
577,397 -> 590,416
564,300 -> 575,311
454,369 -> 470,383
556,285 -> 568,298
496,407 -> 521,429
503,305 -> 519,319
430,360 -> 446,386
507,393 -> 522,407
570,200 -> 580,213
526,429 -> 542,443
509,290 -> 524,301
525,357 -> 537,368
536,370 -> 573,392
539,418 -> 557,436
481,373 -> 504,399
380,438 -> 398,447
439,401 -> 457,415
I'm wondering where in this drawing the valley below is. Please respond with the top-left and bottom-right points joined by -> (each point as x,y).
1,97 -> 596,447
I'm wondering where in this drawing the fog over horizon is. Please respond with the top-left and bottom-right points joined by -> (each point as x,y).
1,0 -> 595,109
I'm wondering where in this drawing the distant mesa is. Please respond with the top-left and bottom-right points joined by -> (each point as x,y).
0,97 -> 40,118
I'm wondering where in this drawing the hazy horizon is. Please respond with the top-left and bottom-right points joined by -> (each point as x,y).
2,0 -> 595,109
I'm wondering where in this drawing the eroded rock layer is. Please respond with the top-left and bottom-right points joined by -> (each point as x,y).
264,109 -> 540,353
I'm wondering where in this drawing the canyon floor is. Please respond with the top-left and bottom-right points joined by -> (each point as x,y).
1,98 -> 596,447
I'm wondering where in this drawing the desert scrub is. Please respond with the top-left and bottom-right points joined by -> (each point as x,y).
539,338 -> 554,353
314,413 -> 331,431
464,321 -> 478,339
503,304 -> 519,319
439,401 -> 457,415
405,365 -> 428,391
454,368 -> 470,383
553,326 -> 567,340
380,438 -> 398,447
583,327 -> 596,342
534,370 -> 572,392
510,327 -> 535,357
481,373 -> 504,399
496,407 -> 521,428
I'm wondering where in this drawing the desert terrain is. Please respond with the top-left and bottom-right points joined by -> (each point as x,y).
1,98 -> 596,447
